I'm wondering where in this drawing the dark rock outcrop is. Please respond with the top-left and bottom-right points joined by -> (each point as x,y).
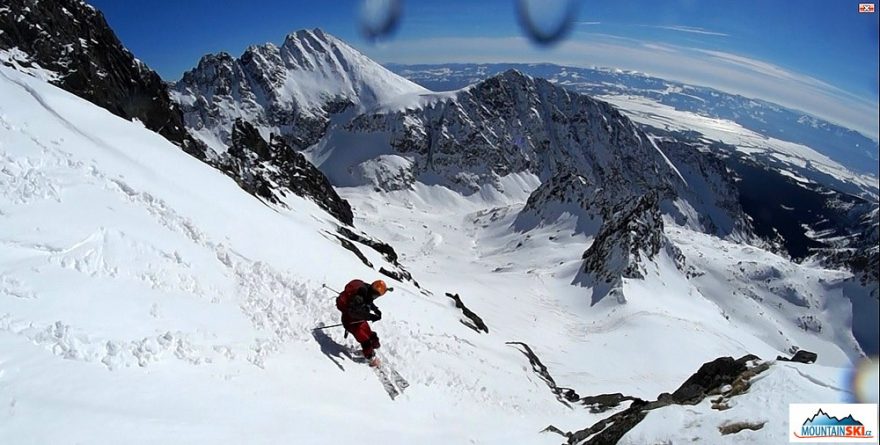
332,235 -> 373,269
446,293 -> 488,334
0,0 -> 200,155
339,227 -> 398,263
506,342 -> 583,407
335,227 -> 420,287
218,119 -> 354,225
544,354 -> 769,445
669,354 -> 759,404
777,350 -> 818,364
578,192 -> 685,304
378,267 -> 418,288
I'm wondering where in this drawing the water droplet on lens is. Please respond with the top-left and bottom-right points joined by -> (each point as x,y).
852,358 -> 879,403
359,0 -> 402,42
516,0 -> 578,46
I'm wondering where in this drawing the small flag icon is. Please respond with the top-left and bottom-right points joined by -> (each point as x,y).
859,3 -> 875,13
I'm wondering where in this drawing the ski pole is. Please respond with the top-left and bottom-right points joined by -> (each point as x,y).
312,320 -> 366,331
313,322 -> 345,330
322,284 -> 340,294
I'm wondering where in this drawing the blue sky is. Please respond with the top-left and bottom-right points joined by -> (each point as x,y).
91,0 -> 879,137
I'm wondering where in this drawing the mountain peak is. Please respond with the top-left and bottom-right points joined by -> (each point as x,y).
195,51 -> 234,68
498,68 -> 530,80
173,30 -> 428,153
282,27 -> 336,52
479,68 -> 534,87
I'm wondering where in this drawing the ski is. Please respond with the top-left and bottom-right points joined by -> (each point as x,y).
373,363 -> 401,400
386,365 -> 409,391
376,355 -> 409,392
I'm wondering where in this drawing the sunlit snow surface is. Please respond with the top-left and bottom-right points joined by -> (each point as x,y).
599,95 -> 878,198
0,66 -> 866,444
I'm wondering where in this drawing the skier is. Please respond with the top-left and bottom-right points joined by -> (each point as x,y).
336,279 -> 388,366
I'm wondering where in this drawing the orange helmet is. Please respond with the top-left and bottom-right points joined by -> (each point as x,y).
371,280 -> 388,296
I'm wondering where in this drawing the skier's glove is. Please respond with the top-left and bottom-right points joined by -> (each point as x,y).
369,312 -> 382,322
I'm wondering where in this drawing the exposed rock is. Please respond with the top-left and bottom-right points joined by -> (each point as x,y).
332,235 -> 372,269
445,293 -> 488,333
719,420 -> 766,435
218,119 -> 353,225
560,400 -> 652,445
344,70 -> 682,197
506,342 -> 579,407
514,171 -> 603,234
338,226 -> 398,263
0,0 -> 200,154
378,267 -> 419,288
544,354 -> 770,444
777,350 -> 818,364
578,192 -> 685,304
670,354 -> 759,404
654,136 -> 758,241
578,393 -> 643,414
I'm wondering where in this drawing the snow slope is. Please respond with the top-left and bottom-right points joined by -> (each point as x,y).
338,181 -> 867,441
0,65 -> 564,444
0,64 -> 867,444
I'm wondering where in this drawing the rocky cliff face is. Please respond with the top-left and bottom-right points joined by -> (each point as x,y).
340,70 -> 682,197
578,192 -> 685,303
218,119 -> 354,225
820,204 -> 879,296
171,29 -> 427,152
653,135 -> 757,242
0,0 -> 199,155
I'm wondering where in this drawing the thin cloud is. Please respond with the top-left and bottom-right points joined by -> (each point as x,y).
649,25 -> 729,37
576,21 -> 602,26
360,35 -> 879,139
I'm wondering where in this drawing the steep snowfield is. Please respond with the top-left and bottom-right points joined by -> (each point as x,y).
0,66 -> 865,444
339,182 -> 864,442
0,66 -> 564,444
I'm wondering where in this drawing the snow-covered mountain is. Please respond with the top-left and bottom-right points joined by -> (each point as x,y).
1,3 -> 878,444
171,29 -> 428,153
317,69 -> 758,236
388,62 -> 880,178
0,4 -> 363,227
385,62 -> 879,297
3,63 -> 870,444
